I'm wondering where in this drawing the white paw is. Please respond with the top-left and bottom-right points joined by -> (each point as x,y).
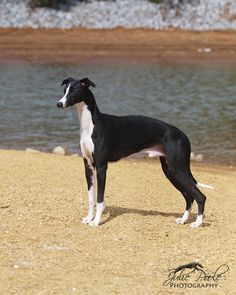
88,220 -> 99,227
82,216 -> 93,224
190,215 -> 203,228
176,217 -> 186,224
190,222 -> 202,228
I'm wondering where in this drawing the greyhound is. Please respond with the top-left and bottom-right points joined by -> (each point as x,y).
57,77 -> 212,227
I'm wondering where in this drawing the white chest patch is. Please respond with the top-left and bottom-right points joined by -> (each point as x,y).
77,102 -> 94,167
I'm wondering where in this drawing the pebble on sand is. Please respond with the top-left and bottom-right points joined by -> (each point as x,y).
25,148 -> 42,154
195,154 -> 204,162
190,152 -> 196,160
53,146 -> 67,155
190,152 -> 204,162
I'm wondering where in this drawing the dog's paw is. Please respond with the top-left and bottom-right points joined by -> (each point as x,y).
190,215 -> 203,228
190,222 -> 202,228
88,220 -> 99,227
176,217 -> 186,224
82,216 -> 93,224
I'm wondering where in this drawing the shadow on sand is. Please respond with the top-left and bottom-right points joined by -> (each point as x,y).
101,205 -> 210,227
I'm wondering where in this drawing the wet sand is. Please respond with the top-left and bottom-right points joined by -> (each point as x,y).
0,150 -> 235,294
1,28 -> 236,64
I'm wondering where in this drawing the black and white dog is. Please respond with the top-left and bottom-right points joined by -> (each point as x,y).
57,77 -> 212,228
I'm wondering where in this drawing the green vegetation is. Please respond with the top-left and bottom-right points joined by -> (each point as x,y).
149,0 -> 164,3
28,0 -> 70,9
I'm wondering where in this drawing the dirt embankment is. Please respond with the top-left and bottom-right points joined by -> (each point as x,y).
1,28 -> 236,64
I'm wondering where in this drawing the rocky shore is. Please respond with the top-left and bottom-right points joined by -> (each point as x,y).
24,146 -> 204,162
1,0 -> 236,30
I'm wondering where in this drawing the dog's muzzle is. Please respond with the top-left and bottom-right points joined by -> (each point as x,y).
57,102 -> 63,108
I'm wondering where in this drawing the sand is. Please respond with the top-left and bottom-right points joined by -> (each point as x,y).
0,150 -> 235,294
1,28 -> 236,64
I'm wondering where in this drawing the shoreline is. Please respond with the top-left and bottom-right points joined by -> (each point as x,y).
1,148 -> 234,169
1,28 -> 236,64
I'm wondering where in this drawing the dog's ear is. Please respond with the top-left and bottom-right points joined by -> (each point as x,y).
61,77 -> 74,86
80,78 -> 96,88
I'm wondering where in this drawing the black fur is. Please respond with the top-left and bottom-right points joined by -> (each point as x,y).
83,158 -> 93,190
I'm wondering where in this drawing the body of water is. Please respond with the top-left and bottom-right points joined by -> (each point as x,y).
0,62 -> 236,165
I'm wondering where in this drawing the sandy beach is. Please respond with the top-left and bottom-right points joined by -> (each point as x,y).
1,28 -> 236,64
0,149 -> 235,294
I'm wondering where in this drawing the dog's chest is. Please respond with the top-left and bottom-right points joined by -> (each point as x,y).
77,103 -> 94,165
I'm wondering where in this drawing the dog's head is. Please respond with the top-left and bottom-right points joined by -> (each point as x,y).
57,77 -> 96,109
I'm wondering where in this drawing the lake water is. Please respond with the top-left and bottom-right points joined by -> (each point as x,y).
0,61 -> 236,165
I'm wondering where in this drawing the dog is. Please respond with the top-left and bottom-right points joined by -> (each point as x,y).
57,77 -> 212,228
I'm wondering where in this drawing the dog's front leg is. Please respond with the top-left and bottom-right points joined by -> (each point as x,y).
89,164 -> 107,227
82,158 -> 95,224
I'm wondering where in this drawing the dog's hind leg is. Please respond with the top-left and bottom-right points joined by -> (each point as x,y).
160,157 -> 194,225
175,192 -> 194,225
175,175 -> 206,228
82,158 -> 95,224
164,157 -> 206,228
89,164 -> 107,227
189,186 -> 206,228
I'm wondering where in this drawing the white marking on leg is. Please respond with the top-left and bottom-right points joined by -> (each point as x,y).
77,102 -> 96,225
82,184 -> 95,224
89,202 -> 105,227
176,209 -> 191,224
190,215 -> 203,228
176,204 -> 192,225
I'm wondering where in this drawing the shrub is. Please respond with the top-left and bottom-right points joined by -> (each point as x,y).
28,0 -> 71,9
149,0 -> 196,6
149,0 -> 164,3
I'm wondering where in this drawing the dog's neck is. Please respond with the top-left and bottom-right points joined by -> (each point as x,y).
76,90 -> 99,129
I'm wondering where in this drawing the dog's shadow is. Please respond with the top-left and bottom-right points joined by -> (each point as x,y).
101,205 -> 210,227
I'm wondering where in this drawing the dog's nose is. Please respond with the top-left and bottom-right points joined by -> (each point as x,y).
57,102 -> 63,108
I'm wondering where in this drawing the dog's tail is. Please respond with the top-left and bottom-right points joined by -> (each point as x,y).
196,182 -> 214,190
